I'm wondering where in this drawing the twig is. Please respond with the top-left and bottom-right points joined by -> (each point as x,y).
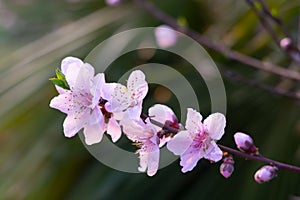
133,0 -> 300,80
246,0 -> 300,65
223,68 -> 300,100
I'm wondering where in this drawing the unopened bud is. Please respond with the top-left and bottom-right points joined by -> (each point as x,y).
105,0 -> 121,6
154,25 -> 178,48
234,132 -> 258,154
254,165 -> 278,183
220,155 -> 234,178
280,37 -> 292,50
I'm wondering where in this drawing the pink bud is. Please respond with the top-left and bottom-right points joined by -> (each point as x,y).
154,25 -> 178,48
105,0 -> 121,6
254,165 -> 278,183
234,132 -> 258,154
280,37 -> 292,50
220,155 -> 234,178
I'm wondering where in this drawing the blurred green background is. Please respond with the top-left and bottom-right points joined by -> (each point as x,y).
0,0 -> 299,199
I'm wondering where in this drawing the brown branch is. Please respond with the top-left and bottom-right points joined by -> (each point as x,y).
133,0 -> 300,80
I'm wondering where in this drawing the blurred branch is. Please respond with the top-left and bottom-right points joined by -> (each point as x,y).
246,0 -> 300,65
133,0 -> 300,80
223,68 -> 300,100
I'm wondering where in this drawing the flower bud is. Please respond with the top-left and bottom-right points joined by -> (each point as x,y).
254,165 -> 278,183
234,132 -> 258,154
105,0 -> 121,6
280,37 -> 292,50
154,25 -> 178,48
219,155 -> 234,178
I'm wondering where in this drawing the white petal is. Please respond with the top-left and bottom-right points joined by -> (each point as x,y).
49,92 -> 73,114
180,147 -> 204,173
127,70 -> 148,101
146,148 -> 160,176
73,63 -> 95,92
83,123 -> 105,145
203,141 -> 223,162
61,57 -> 83,74
61,57 -> 83,89
148,104 -> 176,124
89,107 -> 104,125
138,152 -> 147,173
126,101 -> 142,120
203,113 -> 226,140
91,73 -> 105,107
110,84 -> 131,112
101,83 -> 118,101
167,130 -> 193,156
121,119 -> 153,142
63,113 -> 87,138
185,108 -> 203,133
107,117 -> 122,142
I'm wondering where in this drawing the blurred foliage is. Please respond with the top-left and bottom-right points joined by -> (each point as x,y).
0,0 -> 299,199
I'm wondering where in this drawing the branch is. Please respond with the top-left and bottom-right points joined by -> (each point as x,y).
222,68 -> 300,100
143,114 -> 300,174
133,0 -> 300,80
246,0 -> 300,65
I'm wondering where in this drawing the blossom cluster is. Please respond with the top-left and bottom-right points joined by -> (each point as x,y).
50,56 -> 278,182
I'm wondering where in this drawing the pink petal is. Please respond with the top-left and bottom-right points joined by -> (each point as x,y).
49,92 -> 72,114
185,108 -> 203,133
83,123 -> 105,145
101,83 -> 118,102
110,84 -> 131,112
167,130 -> 193,156
138,151 -> 147,173
180,146 -> 204,173
107,117 -> 122,142
203,141 -> 223,162
203,113 -> 226,140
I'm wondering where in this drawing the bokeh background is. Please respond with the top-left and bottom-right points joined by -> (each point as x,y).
0,0 -> 299,199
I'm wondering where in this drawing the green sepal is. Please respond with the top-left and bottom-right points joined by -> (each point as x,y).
49,68 -> 70,90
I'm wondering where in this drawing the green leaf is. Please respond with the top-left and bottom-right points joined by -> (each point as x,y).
49,68 -> 70,90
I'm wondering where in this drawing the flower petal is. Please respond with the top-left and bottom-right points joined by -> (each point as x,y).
121,119 -> 154,142
180,146 -> 204,173
148,104 -> 176,129
107,117 -> 122,142
185,108 -> 203,134
61,57 -> 83,74
110,83 -> 131,112
146,148 -> 160,176
126,101 -> 143,120
83,123 -> 105,145
203,141 -> 223,162
91,73 -> 105,108
73,63 -> 95,92
167,130 -> 193,156
49,92 -> 73,114
127,70 -> 148,101
203,113 -> 226,140
63,113 -> 87,138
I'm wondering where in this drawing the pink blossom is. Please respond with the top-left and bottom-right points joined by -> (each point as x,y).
167,108 -> 226,173
154,25 -> 178,48
105,0 -> 121,6
50,57 -> 121,145
120,104 -> 178,176
148,104 -> 182,147
105,70 -> 148,120
121,118 -> 160,176
254,165 -> 278,183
